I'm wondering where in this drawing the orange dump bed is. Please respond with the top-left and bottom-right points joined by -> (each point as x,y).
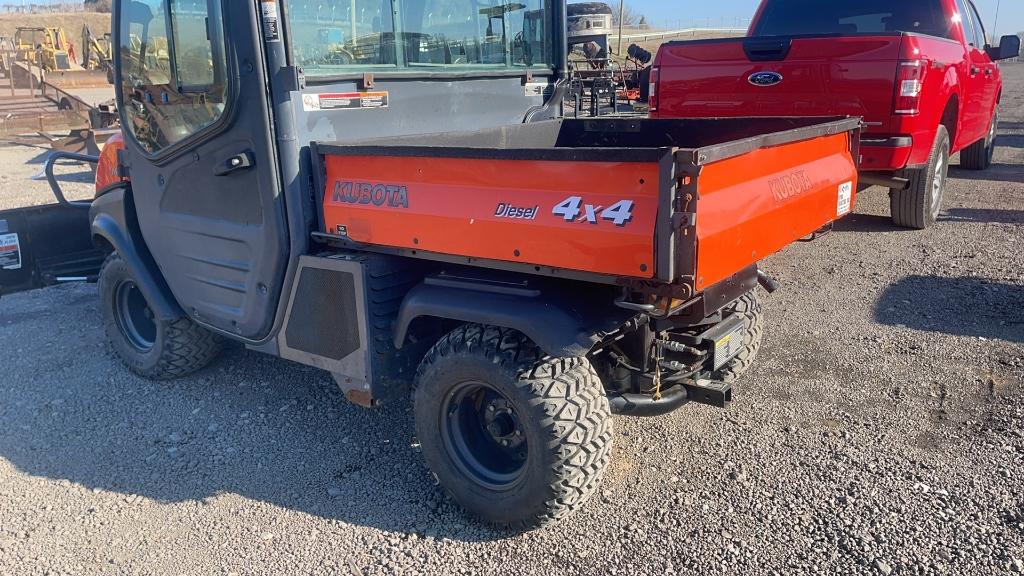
316,117 -> 860,297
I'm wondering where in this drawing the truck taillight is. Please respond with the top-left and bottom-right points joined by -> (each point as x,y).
649,67 -> 660,113
894,60 -> 925,115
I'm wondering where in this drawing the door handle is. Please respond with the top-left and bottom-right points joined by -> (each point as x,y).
213,151 -> 254,176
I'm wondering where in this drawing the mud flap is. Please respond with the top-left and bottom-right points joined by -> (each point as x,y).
0,203 -> 106,297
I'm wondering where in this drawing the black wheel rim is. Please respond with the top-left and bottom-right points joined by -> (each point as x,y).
440,380 -> 529,491
113,280 -> 157,352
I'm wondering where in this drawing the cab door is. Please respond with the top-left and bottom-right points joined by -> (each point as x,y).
966,1 -> 999,122
114,0 -> 288,340
954,0 -> 991,146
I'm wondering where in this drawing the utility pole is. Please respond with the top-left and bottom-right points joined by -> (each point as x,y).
991,0 -> 1001,39
617,0 -> 625,56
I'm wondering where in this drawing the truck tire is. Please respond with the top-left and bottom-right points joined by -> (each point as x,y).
712,291 -> 764,384
891,125 -> 950,230
638,66 -> 651,102
414,324 -> 613,530
960,109 -> 997,171
98,253 -> 223,380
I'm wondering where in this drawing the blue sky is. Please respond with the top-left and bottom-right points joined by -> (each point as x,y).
2,0 -> 1021,38
630,0 -> 1024,38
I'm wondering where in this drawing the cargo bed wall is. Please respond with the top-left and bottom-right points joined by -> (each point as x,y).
690,130 -> 858,291
318,150 -> 669,280
315,117 -> 861,288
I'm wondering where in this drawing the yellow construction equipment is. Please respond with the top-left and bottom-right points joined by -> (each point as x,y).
8,26 -> 109,89
80,25 -> 114,84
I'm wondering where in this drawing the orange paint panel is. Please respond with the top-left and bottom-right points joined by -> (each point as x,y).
323,155 -> 664,278
694,133 -> 858,290
95,131 -> 127,191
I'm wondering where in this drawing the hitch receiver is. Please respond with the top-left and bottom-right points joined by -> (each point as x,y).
683,380 -> 732,409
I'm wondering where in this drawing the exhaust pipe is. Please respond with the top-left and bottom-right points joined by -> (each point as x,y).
859,173 -> 909,190
609,385 -> 689,417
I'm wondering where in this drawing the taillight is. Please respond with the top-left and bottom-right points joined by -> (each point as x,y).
894,60 -> 925,115
648,66 -> 660,113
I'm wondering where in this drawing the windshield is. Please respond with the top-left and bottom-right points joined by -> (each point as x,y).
287,0 -> 553,77
753,0 -> 953,39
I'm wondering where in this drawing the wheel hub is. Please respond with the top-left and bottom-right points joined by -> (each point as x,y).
483,399 -> 525,448
114,280 -> 157,352
441,381 -> 529,490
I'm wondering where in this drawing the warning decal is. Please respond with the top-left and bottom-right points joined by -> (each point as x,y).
837,181 -> 853,216
262,0 -> 281,42
0,232 -> 21,270
302,92 -> 389,112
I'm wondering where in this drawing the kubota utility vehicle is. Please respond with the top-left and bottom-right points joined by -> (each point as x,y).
0,0 -> 860,528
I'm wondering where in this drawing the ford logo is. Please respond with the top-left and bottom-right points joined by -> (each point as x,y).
748,71 -> 783,87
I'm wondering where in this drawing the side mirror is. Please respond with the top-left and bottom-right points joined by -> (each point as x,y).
986,35 -> 1021,61
126,1 -> 154,25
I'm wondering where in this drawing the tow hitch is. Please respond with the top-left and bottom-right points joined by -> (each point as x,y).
609,379 -> 732,417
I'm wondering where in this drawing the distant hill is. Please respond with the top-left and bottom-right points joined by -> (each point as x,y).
0,12 -> 112,43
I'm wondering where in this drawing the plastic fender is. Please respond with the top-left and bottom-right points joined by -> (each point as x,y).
393,282 -> 634,359
90,187 -> 184,322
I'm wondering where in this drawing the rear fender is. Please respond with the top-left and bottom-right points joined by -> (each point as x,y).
90,186 -> 184,321
900,65 -> 960,165
393,277 -> 636,358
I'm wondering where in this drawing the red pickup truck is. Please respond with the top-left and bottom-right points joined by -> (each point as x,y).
648,0 -> 1021,229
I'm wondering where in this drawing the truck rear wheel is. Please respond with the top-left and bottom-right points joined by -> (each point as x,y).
960,109 -> 997,171
414,324 -> 613,530
98,253 -> 223,380
891,125 -> 949,230
712,291 -> 765,383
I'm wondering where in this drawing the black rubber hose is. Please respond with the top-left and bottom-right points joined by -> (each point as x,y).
757,270 -> 781,294
609,385 -> 689,417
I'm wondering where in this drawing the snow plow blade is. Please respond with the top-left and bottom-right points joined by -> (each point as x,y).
44,68 -> 111,90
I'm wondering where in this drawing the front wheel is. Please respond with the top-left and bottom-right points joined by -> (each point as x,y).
98,253 -> 223,380
414,324 -> 613,530
960,109 -> 998,171
891,125 -> 950,230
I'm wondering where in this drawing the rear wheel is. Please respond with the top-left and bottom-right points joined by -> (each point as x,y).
891,125 -> 950,230
712,291 -> 765,384
414,324 -> 613,530
960,109 -> 998,171
98,253 -> 223,380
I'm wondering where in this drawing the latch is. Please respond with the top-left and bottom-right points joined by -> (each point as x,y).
116,148 -> 130,179
672,212 -> 696,228
280,66 -> 306,92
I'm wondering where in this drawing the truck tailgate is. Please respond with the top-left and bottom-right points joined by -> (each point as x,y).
655,36 -> 901,132
686,126 -> 857,291
316,117 -> 860,296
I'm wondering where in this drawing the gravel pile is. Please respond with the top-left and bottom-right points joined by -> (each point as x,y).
0,65 -> 1021,575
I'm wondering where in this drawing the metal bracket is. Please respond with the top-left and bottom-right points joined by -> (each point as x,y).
280,66 -> 306,92
116,148 -> 130,179
362,73 -> 375,90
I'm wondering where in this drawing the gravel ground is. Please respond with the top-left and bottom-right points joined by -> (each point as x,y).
0,65 -> 1022,576
0,143 -> 94,207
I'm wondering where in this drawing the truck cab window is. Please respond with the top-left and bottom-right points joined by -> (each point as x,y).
118,0 -> 228,154
287,0 -> 552,77
953,0 -> 977,46
968,2 -> 987,47
753,0 -> 952,40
